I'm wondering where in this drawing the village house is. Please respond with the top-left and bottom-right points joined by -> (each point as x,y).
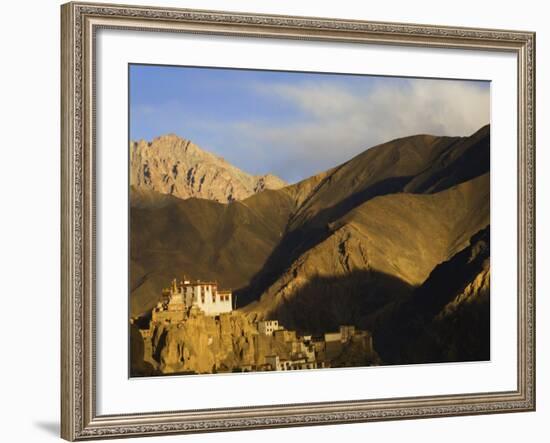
257,320 -> 281,336
265,355 -> 324,371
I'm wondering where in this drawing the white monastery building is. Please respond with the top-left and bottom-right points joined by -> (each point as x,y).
161,277 -> 233,317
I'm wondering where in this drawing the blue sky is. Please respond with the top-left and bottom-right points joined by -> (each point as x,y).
130,64 -> 490,183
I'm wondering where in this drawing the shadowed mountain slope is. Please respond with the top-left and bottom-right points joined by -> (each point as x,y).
130,186 -> 297,316
372,225 -> 491,364
241,173 -> 489,332
236,125 -> 489,308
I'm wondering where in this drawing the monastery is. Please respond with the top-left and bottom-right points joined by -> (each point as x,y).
152,277 -> 232,324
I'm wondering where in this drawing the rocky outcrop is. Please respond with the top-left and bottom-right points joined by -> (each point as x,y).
436,262 -> 489,320
130,135 -> 287,203
137,310 -> 292,374
132,307 -> 379,375
153,311 -> 258,374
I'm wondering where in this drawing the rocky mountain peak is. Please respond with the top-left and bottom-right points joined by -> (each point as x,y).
130,135 -> 287,203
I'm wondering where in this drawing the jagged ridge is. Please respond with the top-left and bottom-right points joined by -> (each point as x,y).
130,134 -> 287,203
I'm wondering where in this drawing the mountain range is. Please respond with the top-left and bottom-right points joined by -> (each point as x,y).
130,125 -> 490,364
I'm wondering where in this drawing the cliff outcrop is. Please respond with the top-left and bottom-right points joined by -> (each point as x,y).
132,308 -> 378,375
133,310 -> 293,375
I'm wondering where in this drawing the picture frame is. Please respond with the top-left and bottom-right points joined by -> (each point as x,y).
61,1 -> 536,440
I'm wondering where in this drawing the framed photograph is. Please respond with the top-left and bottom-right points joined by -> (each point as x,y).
61,1 -> 536,440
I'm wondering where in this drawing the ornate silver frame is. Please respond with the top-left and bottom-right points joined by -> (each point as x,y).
61,1 -> 536,440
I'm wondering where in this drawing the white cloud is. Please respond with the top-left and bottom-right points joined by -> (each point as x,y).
230,78 -> 489,182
